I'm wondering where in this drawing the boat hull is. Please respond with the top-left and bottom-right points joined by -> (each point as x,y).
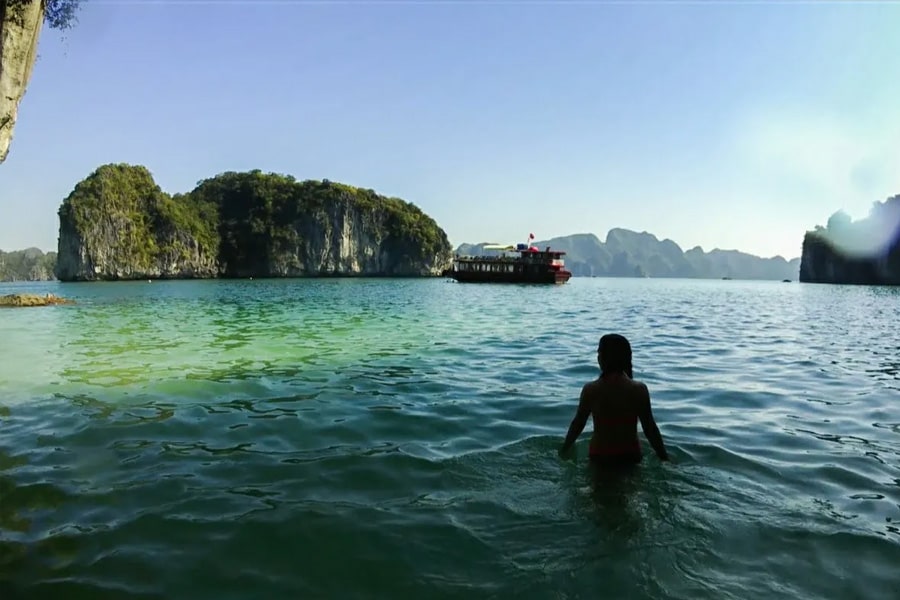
448,269 -> 571,284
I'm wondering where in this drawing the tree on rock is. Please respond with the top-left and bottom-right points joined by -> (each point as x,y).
43,0 -> 82,30
3,0 -> 82,29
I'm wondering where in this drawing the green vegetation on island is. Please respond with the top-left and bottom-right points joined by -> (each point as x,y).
457,229 -> 802,280
40,0 -> 82,30
57,164 -> 220,279
3,0 -> 82,29
0,247 -> 57,281
799,195 -> 900,285
55,163 -> 453,281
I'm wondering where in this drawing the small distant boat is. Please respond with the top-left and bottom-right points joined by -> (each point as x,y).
782,279 -> 791,283
446,234 -> 572,285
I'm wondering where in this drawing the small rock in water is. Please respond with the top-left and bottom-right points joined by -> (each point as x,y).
0,293 -> 75,308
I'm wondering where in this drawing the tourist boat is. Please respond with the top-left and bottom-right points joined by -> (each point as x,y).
445,235 -> 572,284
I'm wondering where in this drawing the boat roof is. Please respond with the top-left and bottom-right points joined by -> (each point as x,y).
458,248 -> 567,257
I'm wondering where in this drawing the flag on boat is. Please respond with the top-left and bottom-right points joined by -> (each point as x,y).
529,233 -> 534,239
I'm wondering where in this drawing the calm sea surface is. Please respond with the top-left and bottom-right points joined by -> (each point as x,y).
0,278 -> 898,599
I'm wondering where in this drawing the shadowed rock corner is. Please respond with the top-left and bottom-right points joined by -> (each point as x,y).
0,0 -> 45,163
1,1 -> 82,162
0,292 -> 74,306
799,196 -> 900,285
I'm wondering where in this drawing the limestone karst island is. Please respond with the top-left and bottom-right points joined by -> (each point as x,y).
54,164 -> 453,281
799,195 -> 900,286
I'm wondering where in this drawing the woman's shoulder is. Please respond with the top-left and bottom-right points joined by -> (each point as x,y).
626,378 -> 650,395
582,378 -> 601,392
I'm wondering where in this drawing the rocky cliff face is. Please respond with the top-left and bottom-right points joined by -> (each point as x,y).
56,165 -> 452,281
55,164 -> 219,281
799,195 -> 900,285
263,196 -> 447,277
0,0 -> 44,163
56,210 -> 219,281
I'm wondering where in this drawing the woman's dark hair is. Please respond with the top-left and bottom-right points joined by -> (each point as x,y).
598,334 -> 633,379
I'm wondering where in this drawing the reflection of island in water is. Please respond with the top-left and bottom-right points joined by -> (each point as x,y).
796,284 -> 900,393
859,287 -> 899,389
49,280 -> 434,415
800,195 -> 900,285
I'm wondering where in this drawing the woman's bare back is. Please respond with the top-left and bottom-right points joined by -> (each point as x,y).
559,334 -> 669,463
561,375 -> 668,462
582,375 -> 645,455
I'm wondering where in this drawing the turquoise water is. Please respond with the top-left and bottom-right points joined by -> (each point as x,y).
1,278 -> 898,599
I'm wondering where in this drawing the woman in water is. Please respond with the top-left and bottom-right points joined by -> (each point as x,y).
559,333 -> 669,465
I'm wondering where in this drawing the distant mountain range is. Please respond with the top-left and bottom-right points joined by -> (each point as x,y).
455,229 -> 801,280
0,247 -> 57,282
3,229 -> 801,282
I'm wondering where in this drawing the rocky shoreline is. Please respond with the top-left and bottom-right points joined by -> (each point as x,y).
0,293 -> 74,307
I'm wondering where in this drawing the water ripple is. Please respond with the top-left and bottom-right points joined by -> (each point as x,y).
0,278 -> 899,599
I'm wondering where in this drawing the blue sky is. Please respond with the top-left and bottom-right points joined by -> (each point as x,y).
2,0 -> 899,259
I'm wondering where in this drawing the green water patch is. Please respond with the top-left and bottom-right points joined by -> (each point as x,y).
1,278 -> 899,598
